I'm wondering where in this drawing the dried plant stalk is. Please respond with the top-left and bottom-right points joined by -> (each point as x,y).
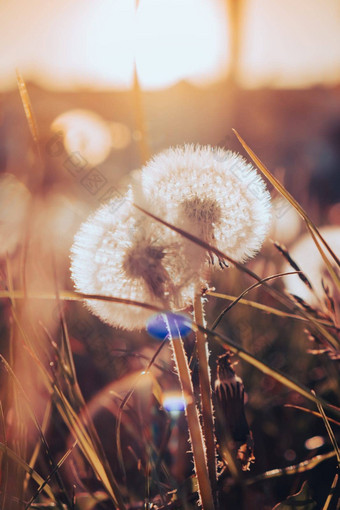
194,294 -> 217,494
167,316 -> 215,510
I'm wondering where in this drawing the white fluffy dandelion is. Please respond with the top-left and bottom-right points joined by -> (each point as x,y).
70,191 -> 198,330
71,145 -> 271,331
135,145 -> 271,267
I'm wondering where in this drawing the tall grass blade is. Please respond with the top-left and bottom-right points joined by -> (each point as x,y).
131,204 -> 339,348
25,442 -> 77,510
132,64 -> 151,164
322,471 -> 339,510
232,129 -> 340,288
190,322 -> 340,419
246,451 -> 336,484
314,392 -> 340,465
207,291 -> 337,329
0,442 -> 55,501
211,271 -> 300,330
16,70 -> 41,157
284,405 -> 340,427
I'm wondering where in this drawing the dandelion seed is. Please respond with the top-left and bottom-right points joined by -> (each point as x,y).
70,191 -> 197,330
135,144 -> 271,269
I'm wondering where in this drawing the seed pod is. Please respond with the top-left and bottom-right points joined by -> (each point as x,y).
214,352 -> 255,471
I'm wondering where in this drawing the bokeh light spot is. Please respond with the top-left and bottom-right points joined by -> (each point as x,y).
305,436 -> 325,450
51,109 -> 112,166
162,392 -> 187,415
109,122 -> 131,150
146,312 -> 192,340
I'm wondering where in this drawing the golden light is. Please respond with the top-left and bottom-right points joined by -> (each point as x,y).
240,0 -> 340,88
270,199 -> 301,245
109,122 -> 132,150
0,0 -> 339,90
0,0 -> 227,90
35,192 -> 88,257
51,110 -> 112,166
282,225 -> 340,304
134,0 -> 228,89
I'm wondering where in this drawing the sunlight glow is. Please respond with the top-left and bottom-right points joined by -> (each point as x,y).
51,110 -> 112,166
135,0 -> 228,88
0,0 -> 339,90
241,0 -> 340,88
0,0 -> 227,90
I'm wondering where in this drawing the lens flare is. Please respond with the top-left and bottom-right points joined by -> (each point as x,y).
51,109 -> 112,166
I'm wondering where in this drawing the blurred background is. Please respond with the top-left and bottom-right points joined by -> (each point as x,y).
1,0 -> 340,214
0,1 -> 340,508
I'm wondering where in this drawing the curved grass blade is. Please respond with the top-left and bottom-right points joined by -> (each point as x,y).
1,287 -> 339,368
2,291 -> 339,419
314,391 -> 340,465
246,451 -> 336,484
131,205 -> 339,349
232,129 -> 340,283
0,442 -> 55,501
284,405 -> 340,427
322,470 -> 339,510
116,340 -> 167,479
52,385 -> 126,509
24,401 -> 52,491
211,271 -> 300,330
0,290 -> 162,314
187,320 -> 340,419
16,69 -> 41,160
0,355 -> 69,509
25,442 -> 77,510
206,291 -> 337,330
305,223 -> 340,293
6,310 -> 126,509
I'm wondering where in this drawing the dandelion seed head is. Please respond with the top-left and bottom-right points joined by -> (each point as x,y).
70,191 -> 199,330
136,144 -> 271,265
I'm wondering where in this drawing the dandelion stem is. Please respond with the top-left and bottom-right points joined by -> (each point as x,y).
194,295 -> 217,497
169,325 -> 215,510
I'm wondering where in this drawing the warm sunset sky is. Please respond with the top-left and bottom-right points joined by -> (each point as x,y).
0,0 -> 339,90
